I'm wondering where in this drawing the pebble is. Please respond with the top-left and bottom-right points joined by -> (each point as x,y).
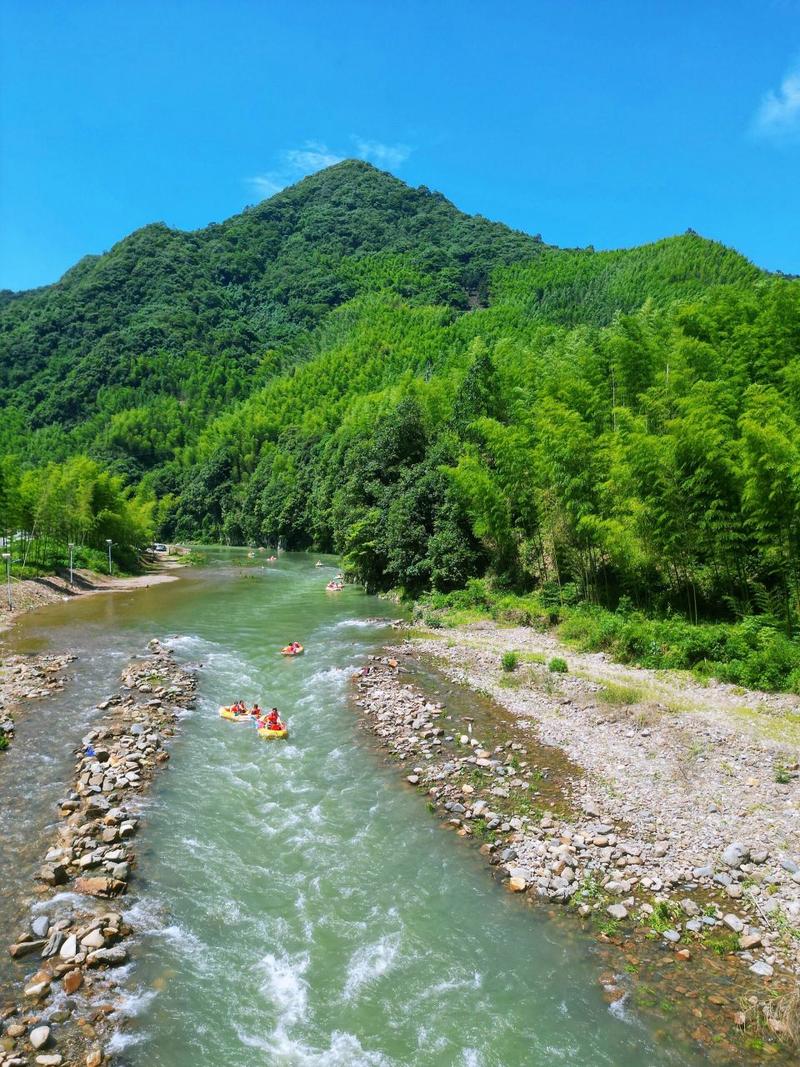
749,961 -> 774,977
29,1026 -> 50,1050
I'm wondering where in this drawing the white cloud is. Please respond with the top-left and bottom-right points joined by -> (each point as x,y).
353,138 -> 411,169
754,63 -> 800,137
246,136 -> 412,201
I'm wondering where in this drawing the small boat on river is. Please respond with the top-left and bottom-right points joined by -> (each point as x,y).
218,705 -> 254,722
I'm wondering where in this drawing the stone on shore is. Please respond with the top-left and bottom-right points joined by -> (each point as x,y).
721,842 -> 748,869
29,1026 -> 50,1050
73,876 -> 126,898
606,904 -> 628,920
63,969 -> 83,994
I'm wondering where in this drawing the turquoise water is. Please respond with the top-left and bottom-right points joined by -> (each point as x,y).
2,553 -> 707,1066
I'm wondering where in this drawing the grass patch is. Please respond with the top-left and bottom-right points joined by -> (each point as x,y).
648,899 -> 682,933
548,657 -> 568,673
501,650 -> 519,672
702,931 -> 740,956
418,577 -> 800,695
598,681 -> 644,705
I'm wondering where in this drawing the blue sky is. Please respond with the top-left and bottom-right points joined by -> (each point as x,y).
2,0 -> 799,290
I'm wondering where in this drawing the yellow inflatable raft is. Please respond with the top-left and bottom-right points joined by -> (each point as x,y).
257,724 -> 288,740
219,705 -> 253,722
280,644 -> 304,656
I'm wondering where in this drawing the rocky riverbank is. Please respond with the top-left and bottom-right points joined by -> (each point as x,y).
0,655 -> 76,750
0,639 -> 197,1067
353,643 -> 800,1060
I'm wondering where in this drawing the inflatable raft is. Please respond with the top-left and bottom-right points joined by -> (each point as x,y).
281,644 -> 304,656
257,724 -> 288,740
219,705 -> 253,722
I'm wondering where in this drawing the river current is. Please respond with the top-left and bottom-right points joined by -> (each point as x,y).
0,552 -> 709,1066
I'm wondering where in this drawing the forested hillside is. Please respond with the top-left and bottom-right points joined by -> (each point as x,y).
4,160 -> 800,661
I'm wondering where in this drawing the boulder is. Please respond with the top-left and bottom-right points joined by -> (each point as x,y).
73,877 -> 126,898
606,904 -> 628,920
80,929 -> 105,950
31,916 -> 50,939
29,1026 -> 50,1050
8,939 -> 45,959
59,934 -> 77,959
85,946 -> 128,967
721,842 -> 748,869
749,961 -> 774,977
38,864 -> 68,887
41,931 -> 65,958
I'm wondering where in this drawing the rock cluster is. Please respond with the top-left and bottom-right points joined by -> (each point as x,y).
2,639 -> 197,1067
0,655 -> 74,748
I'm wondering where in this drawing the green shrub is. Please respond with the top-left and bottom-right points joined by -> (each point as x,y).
500,650 -> 519,672
548,657 -> 568,673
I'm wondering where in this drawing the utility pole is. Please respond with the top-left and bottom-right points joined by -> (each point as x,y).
68,542 -> 75,586
2,552 -> 11,611
106,539 -> 113,576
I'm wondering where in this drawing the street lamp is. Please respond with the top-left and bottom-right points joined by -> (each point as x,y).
68,542 -> 75,586
1,552 -> 11,611
106,539 -> 113,576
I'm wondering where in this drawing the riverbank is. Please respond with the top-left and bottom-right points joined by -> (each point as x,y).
0,570 -> 180,634
1,639 -> 197,1067
353,633 -> 800,1059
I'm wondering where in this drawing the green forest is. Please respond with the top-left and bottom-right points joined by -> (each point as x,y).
3,160 -> 800,685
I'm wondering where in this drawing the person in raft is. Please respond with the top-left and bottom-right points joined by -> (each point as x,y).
251,702 -> 262,719
234,700 -> 248,716
262,707 -> 283,731
291,641 -> 301,652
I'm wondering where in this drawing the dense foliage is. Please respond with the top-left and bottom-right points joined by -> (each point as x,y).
0,454 -> 154,574
3,159 -> 800,677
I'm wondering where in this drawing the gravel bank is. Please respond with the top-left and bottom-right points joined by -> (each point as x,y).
0,655 -> 76,750
1,639 -> 197,1067
353,635 -> 800,1059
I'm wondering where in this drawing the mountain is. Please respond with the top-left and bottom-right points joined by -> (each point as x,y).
4,160 -> 800,637
0,161 -> 541,464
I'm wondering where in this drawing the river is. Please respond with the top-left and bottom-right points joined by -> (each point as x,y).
0,552 -> 711,1066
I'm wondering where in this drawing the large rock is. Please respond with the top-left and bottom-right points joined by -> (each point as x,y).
31,916 -> 50,939
38,864 -> 68,886
606,904 -> 628,920
721,842 -> 749,869
8,939 -> 45,958
41,930 -> 65,958
80,929 -> 105,950
59,933 -> 77,959
74,876 -> 126,898
62,968 -> 82,994
29,1026 -> 50,1050
86,945 -> 128,967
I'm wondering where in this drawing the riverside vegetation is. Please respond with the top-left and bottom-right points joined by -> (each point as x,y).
2,161 -> 800,684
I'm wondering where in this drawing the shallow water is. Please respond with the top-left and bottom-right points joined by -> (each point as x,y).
1,553 -> 711,1065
